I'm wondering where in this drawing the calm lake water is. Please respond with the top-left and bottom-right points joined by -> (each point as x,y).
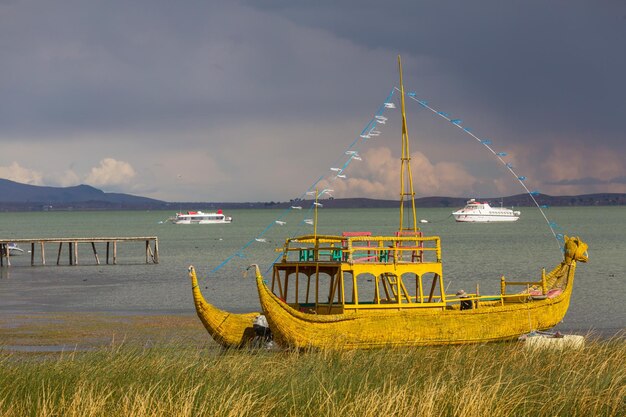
1,207 -> 624,335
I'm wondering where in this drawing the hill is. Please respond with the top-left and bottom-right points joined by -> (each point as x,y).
0,178 -> 166,210
0,178 -> 624,211
208,193 -> 626,210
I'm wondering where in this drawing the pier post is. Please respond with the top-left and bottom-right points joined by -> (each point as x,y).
0,244 -> 4,267
113,241 -> 117,265
106,242 -> 110,264
31,242 -> 35,266
74,241 -> 78,265
91,242 -> 100,265
57,243 -> 63,265
41,242 -> 46,265
145,240 -> 149,264
154,239 -> 159,264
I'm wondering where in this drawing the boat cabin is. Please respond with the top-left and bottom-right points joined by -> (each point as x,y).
271,232 -> 451,314
270,231 -> 551,314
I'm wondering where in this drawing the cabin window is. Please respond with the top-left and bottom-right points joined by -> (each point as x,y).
400,272 -> 419,303
272,268 -> 341,307
421,272 -> 444,303
344,273 -> 376,304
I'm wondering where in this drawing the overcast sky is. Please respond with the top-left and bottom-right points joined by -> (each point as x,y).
1,0 -> 624,202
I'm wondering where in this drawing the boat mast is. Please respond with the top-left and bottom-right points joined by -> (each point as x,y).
397,55 -> 419,233
314,188 -> 319,239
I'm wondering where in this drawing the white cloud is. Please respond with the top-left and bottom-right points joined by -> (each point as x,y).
319,147 -> 479,199
44,169 -> 81,187
84,158 -> 136,188
536,141 -> 626,195
0,162 -> 44,185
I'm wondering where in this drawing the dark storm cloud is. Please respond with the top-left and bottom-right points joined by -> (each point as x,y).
245,0 -> 626,144
5,0 -> 623,141
0,0 -> 623,199
0,1 -> 236,134
0,0 -> 387,137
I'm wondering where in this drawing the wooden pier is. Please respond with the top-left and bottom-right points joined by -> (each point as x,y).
0,237 -> 159,267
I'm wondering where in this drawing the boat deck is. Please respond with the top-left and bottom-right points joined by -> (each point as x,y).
270,233 -> 548,315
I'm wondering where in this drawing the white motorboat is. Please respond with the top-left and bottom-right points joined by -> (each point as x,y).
452,199 -> 520,222
172,210 -> 232,224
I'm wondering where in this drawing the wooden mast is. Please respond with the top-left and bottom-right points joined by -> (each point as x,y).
398,55 -> 418,233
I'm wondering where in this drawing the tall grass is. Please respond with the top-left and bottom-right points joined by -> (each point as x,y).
1,335 -> 624,417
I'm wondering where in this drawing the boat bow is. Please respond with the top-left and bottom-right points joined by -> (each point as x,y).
188,266 -> 258,348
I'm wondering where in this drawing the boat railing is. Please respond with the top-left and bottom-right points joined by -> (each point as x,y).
441,290 -> 548,309
500,269 -> 548,297
278,234 -> 441,264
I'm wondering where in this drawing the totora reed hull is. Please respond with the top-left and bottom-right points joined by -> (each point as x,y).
188,266 -> 259,348
254,237 -> 588,350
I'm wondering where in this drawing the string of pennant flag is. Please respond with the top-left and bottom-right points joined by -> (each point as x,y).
210,86 -> 567,274
210,88 -> 398,274
402,89 -> 565,250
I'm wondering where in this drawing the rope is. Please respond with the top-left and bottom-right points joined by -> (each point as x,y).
209,82 -> 568,278
209,88 -> 398,275
401,88 -> 565,253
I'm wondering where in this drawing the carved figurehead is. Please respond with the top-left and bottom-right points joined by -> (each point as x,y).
563,236 -> 589,265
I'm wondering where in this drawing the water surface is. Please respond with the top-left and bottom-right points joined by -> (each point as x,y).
0,207 -> 623,335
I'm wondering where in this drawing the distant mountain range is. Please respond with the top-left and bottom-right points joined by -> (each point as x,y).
0,178 -> 164,210
0,178 -> 624,211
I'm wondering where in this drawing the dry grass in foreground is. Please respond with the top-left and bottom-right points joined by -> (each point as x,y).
0,332 -> 624,417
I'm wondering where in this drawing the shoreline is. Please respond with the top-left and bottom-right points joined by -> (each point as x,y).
1,311 -> 622,353
0,311 -> 215,353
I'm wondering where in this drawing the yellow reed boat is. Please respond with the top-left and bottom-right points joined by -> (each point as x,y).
188,56 -> 588,350
251,234 -> 587,349
188,266 -> 259,348
248,56 -> 588,349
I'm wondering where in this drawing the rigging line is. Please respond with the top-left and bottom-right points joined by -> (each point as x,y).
263,203 -> 318,274
209,89 -> 397,276
323,88 -> 397,179
302,89 -> 396,196
398,88 -> 562,252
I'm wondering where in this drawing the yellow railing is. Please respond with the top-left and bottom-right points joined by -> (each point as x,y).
500,269 -> 548,297
277,234 -> 441,264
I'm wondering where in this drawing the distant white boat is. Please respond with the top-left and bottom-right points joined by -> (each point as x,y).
452,199 -> 520,222
172,210 -> 232,224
